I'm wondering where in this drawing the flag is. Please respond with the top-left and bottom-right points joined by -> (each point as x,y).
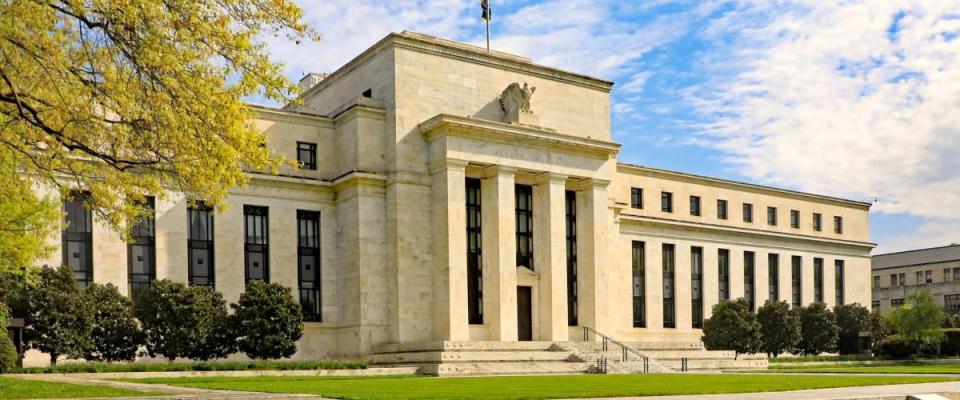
481,0 -> 492,21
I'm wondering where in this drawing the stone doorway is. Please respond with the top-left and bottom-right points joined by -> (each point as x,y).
517,286 -> 533,341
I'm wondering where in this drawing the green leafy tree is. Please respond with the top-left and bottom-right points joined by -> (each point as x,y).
0,303 -> 18,372
798,303 -> 839,355
757,300 -> 801,357
24,265 -> 93,365
834,303 -> 870,354
887,289 -> 944,352
232,281 -> 303,360
84,283 -> 144,362
701,298 -> 762,359
135,280 -> 235,361
0,271 -> 31,318
869,311 -> 897,355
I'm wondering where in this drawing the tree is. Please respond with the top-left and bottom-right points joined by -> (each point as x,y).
757,300 -> 800,357
798,303 -> 838,355
84,283 -> 144,362
0,150 -> 58,274
134,280 -> 235,361
702,298 -> 762,359
0,271 -> 31,318
0,0 -> 318,266
232,281 -> 303,359
887,289 -> 944,352
24,265 -> 93,365
834,303 -> 870,354
0,303 -> 18,372
869,311 -> 896,355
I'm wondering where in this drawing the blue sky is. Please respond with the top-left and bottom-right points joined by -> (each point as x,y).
265,1 -> 960,253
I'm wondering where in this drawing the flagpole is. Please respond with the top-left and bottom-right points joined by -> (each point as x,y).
486,17 -> 490,54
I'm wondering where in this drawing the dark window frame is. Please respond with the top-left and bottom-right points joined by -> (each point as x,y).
835,259 -> 845,305
632,241 -> 646,328
297,210 -> 322,322
813,213 -> 822,231
814,258 -> 824,303
743,203 -> 753,223
662,243 -> 676,328
244,205 -> 270,284
62,192 -> 94,288
630,187 -> 643,209
661,192 -> 673,213
790,210 -> 800,229
945,294 -> 960,313
128,196 -> 156,297
744,251 -> 756,311
515,184 -> 534,270
690,196 -> 701,217
188,202 -> 215,287
566,190 -> 578,326
718,249 -> 730,302
767,206 -> 777,226
296,142 -> 317,170
691,247 -> 704,329
791,255 -> 802,307
466,179 -> 483,325
834,216 -> 843,234
717,199 -> 728,220
768,253 -> 780,302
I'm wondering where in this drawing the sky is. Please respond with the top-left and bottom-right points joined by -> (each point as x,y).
263,0 -> 960,254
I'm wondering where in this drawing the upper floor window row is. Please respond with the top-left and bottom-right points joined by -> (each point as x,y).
297,142 -> 317,170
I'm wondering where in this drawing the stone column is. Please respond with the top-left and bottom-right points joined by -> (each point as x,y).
576,179 -> 613,334
482,166 -> 518,341
431,159 -> 469,341
533,173 -> 569,341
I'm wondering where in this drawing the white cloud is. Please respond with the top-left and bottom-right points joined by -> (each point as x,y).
692,1 -> 960,250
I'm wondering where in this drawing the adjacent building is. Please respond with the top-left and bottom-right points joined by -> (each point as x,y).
871,244 -> 960,315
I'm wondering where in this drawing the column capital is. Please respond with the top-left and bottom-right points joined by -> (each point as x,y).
429,158 -> 469,175
482,164 -> 518,179
535,172 -> 568,185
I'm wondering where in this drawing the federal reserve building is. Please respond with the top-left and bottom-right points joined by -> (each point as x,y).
36,32 -> 875,374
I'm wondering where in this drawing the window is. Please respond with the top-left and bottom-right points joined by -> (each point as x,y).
662,244 -> 676,328
128,197 -> 156,297
743,203 -> 754,223
768,253 -> 780,302
926,270 -> 933,283
718,249 -> 730,301
899,272 -> 906,286
891,298 -> 905,308
630,188 -> 643,209
954,268 -> 960,282
297,142 -> 317,170
767,207 -> 777,226
466,179 -> 483,324
188,203 -> 215,287
62,192 -> 93,287
244,205 -> 269,283
691,247 -> 704,328
946,268 -> 952,283
835,260 -> 845,305
834,216 -> 843,234
916,271 -> 924,285
297,210 -> 321,322
632,241 -> 646,328
873,275 -> 880,288
717,200 -> 728,220
871,299 -> 880,310
690,196 -> 701,216
790,210 -> 800,229
566,190 -> 578,326
813,213 -> 822,231
791,256 -> 802,307
891,273 -> 899,287
744,251 -> 756,311
661,192 -> 673,213
515,184 -> 534,270
814,258 -> 824,303
946,294 -> 960,313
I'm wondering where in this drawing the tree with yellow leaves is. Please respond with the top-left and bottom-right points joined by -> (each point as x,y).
0,0 -> 318,273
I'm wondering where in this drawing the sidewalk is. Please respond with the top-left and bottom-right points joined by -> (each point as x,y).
590,380 -> 960,400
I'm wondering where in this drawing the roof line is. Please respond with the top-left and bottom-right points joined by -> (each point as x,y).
873,243 -> 960,257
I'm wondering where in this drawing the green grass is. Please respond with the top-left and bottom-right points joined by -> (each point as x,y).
768,354 -> 881,363
766,363 -> 960,374
14,359 -> 366,374
122,374 -> 959,400
0,376 -> 157,399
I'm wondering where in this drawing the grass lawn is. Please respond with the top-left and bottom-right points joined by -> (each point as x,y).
122,374 -> 959,400
15,359 -> 366,374
766,363 -> 960,374
0,376 -> 158,399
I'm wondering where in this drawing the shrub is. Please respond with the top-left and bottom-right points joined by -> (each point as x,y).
869,311 -> 896,355
940,328 -> 960,356
834,303 -> 871,354
0,303 -> 18,372
878,335 -> 915,359
702,298 -> 762,359
798,303 -> 838,355
232,280 -> 303,359
135,279 -> 235,361
83,283 -> 144,362
24,265 -> 93,365
888,289 -> 944,353
757,300 -> 800,357
0,272 -> 30,318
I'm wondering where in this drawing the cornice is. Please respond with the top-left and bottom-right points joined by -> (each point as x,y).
249,104 -> 333,128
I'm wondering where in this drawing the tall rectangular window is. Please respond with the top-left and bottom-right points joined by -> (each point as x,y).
128,197 -> 156,297
945,294 -> 960,313
767,206 -> 777,226
690,196 -> 701,216
62,192 -> 93,287
297,210 -> 321,322
466,179 -> 483,324
835,260 -> 845,305
632,241 -> 645,328
717,199 -> 728,220
925,269 -> 933,283
813,213 -> 822,231
297,142 -> 317,170
743,203 -> 753,223
515,184 -> 534,270
244,205 -> 269,283
744,251 -> 756,311
814,257 -> 824,303
188,203 -> 215,287
834,216 -> 843,234
565,190 -> 578,326
630,187 -> 643,209
691,247 -> 704,328
661,192 -> 673,213
768,253 -> 780,302
790,210 -> 800,228
662,243 -> 676,328
718,249 -> 730,301
791,255 -> 802,307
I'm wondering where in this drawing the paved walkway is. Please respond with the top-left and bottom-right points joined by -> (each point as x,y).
588,380 -> 960,400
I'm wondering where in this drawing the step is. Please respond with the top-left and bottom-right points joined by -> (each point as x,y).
372,341 -> 556,354
370,350 -> 578,364
422,361 -> 589,377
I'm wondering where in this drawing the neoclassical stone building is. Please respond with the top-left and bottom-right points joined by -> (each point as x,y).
34,32 -> 874,369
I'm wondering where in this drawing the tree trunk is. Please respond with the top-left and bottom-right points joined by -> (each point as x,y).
49,353 -> 58,366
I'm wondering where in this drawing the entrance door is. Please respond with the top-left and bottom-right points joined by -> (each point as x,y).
517,286 -> 533,341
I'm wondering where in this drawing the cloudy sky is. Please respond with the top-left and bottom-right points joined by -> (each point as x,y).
266,0 -> 960,253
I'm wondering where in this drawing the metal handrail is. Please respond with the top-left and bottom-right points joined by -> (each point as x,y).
583,326 -> 650,369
